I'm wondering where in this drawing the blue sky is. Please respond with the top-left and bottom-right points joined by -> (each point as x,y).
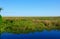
0,0 -> 60,16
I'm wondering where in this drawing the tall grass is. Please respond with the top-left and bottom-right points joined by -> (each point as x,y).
0,17 -> 60,33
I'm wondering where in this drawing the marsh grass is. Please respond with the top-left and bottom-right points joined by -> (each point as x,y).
0,17 -> 60,33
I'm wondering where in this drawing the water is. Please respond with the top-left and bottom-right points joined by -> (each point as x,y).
1,30 -> 60,39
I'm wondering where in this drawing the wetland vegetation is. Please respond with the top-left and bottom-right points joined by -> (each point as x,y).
0,17 -> 60,34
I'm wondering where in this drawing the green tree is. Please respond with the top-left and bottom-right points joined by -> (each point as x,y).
0,8 -> 2,12
0,8 -> 2,24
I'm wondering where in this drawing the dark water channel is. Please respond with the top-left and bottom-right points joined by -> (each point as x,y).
1,30 -> 60,39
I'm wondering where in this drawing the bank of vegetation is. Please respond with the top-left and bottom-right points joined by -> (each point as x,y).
0,17 -> 60,34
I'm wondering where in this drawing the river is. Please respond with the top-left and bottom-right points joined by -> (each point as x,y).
1,30 -> 60,39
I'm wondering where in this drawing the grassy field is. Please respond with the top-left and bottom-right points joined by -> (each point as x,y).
0,17 -> 60,34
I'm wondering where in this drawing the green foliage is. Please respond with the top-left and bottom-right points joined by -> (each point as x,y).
0,15 -> 2,24
0,8 -> 2,12
0,8 -> 2,24
0,17 -> 60,34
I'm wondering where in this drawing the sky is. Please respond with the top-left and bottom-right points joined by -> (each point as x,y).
0,0 -> 60,16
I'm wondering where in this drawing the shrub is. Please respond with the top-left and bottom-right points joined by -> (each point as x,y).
52,21 -> 60,26
42,20 -> 52,26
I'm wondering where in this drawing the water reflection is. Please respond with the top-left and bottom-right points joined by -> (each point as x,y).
1,30 -> 60,39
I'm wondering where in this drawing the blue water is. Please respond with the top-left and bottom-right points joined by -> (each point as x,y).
1,30 -> 60,39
